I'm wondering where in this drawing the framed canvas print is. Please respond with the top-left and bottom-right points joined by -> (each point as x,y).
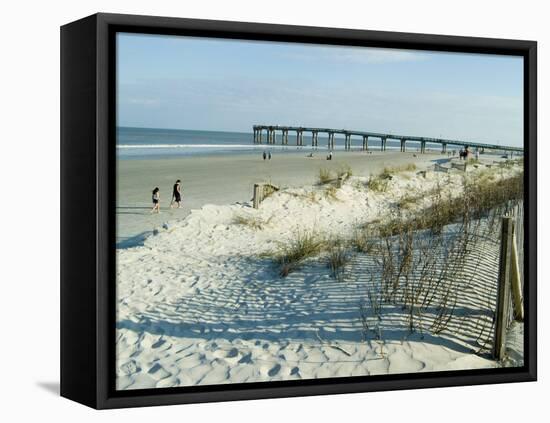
60,13 -> 537,409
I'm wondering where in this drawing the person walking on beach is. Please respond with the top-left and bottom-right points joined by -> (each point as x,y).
263,151 -> 267,160
268,151 -> 272,160
151,187 -> 160,214
171,179 -> 182,208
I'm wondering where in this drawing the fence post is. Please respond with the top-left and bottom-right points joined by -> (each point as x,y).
510,223 -> 524,321
253,183 -> 262,209
493,216 -> 513,360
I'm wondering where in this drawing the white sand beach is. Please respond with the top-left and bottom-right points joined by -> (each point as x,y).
116,152 -> 523,390
117,150 -> 449,246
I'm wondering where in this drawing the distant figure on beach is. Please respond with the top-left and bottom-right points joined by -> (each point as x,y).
268,151 -> 272,160
475,150 -> 479,161
307,152 -> 314,158
263,151 -> 267,160
327,151 -> 333,160
151,187 -> 160,214
170,179 -> 182,208
459,149 -> 464,160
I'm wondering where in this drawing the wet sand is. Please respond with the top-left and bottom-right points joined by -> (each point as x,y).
116,150 -> 445,246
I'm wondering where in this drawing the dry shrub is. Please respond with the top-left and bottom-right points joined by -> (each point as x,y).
265,231 -> 326,277
324,185 -> 339,201
337,163 -> 353,178
318,168 -> 334,185
383,163 -> 417,175
233,213 -> 266,230
367,175 -> 389,192
327,239 -> 351,281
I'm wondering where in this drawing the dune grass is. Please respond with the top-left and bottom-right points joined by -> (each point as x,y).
378,170 -> 523,237
318,168 -> 334,185
337,163 -> 353,178
367,175 -> 390,192
265,231 -> 326,277
383,163 -> 417,175
396,194 -> 422,210
232,213 -> 268,230
262,163 -> 524,341
367,164 -> 417,193
324,185 -> 340,201
351,228 -> 376,253
327,239 -> 352,282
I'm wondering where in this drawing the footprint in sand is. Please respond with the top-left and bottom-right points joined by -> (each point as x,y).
120,360 -> 140,375
238,352 -> 253,364
226,347 -> 239,358
148,363 -> 172,380
129,349 -> 142,358
268,364 -> 281,377
152,338 -> 167,349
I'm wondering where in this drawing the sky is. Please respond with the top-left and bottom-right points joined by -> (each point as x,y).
117,33 -> 524,147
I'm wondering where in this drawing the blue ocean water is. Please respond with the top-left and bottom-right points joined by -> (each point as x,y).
117,127 -> 412,159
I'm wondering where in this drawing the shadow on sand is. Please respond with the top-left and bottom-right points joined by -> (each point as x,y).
116,225 -> 500,359
116,231 -> 154,249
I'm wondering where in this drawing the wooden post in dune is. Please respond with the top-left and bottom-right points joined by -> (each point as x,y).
493,216 -> 513,360
253,184 -> 262,209
510,223 -> 524,320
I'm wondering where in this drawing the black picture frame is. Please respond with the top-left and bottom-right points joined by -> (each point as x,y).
60,12 -> 537,409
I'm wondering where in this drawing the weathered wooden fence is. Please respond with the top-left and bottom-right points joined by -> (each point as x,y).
451,162 -> 467,171
493,201 -> 524,360
336,172 -> 351,188
434,163 -> 449,173
252,183 -> 280,209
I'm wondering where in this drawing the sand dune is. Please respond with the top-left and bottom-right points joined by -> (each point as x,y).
116,155 -> 523,390
116,150 -> 444,246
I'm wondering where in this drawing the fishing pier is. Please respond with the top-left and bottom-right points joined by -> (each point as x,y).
252,125 -> 523,154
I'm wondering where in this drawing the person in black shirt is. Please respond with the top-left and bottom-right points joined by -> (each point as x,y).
170,179 -> 182,209
151,187 -> 160,214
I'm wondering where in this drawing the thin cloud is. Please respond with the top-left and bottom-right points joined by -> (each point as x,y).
125,97 -> 161,107
283,46 -> 427,64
